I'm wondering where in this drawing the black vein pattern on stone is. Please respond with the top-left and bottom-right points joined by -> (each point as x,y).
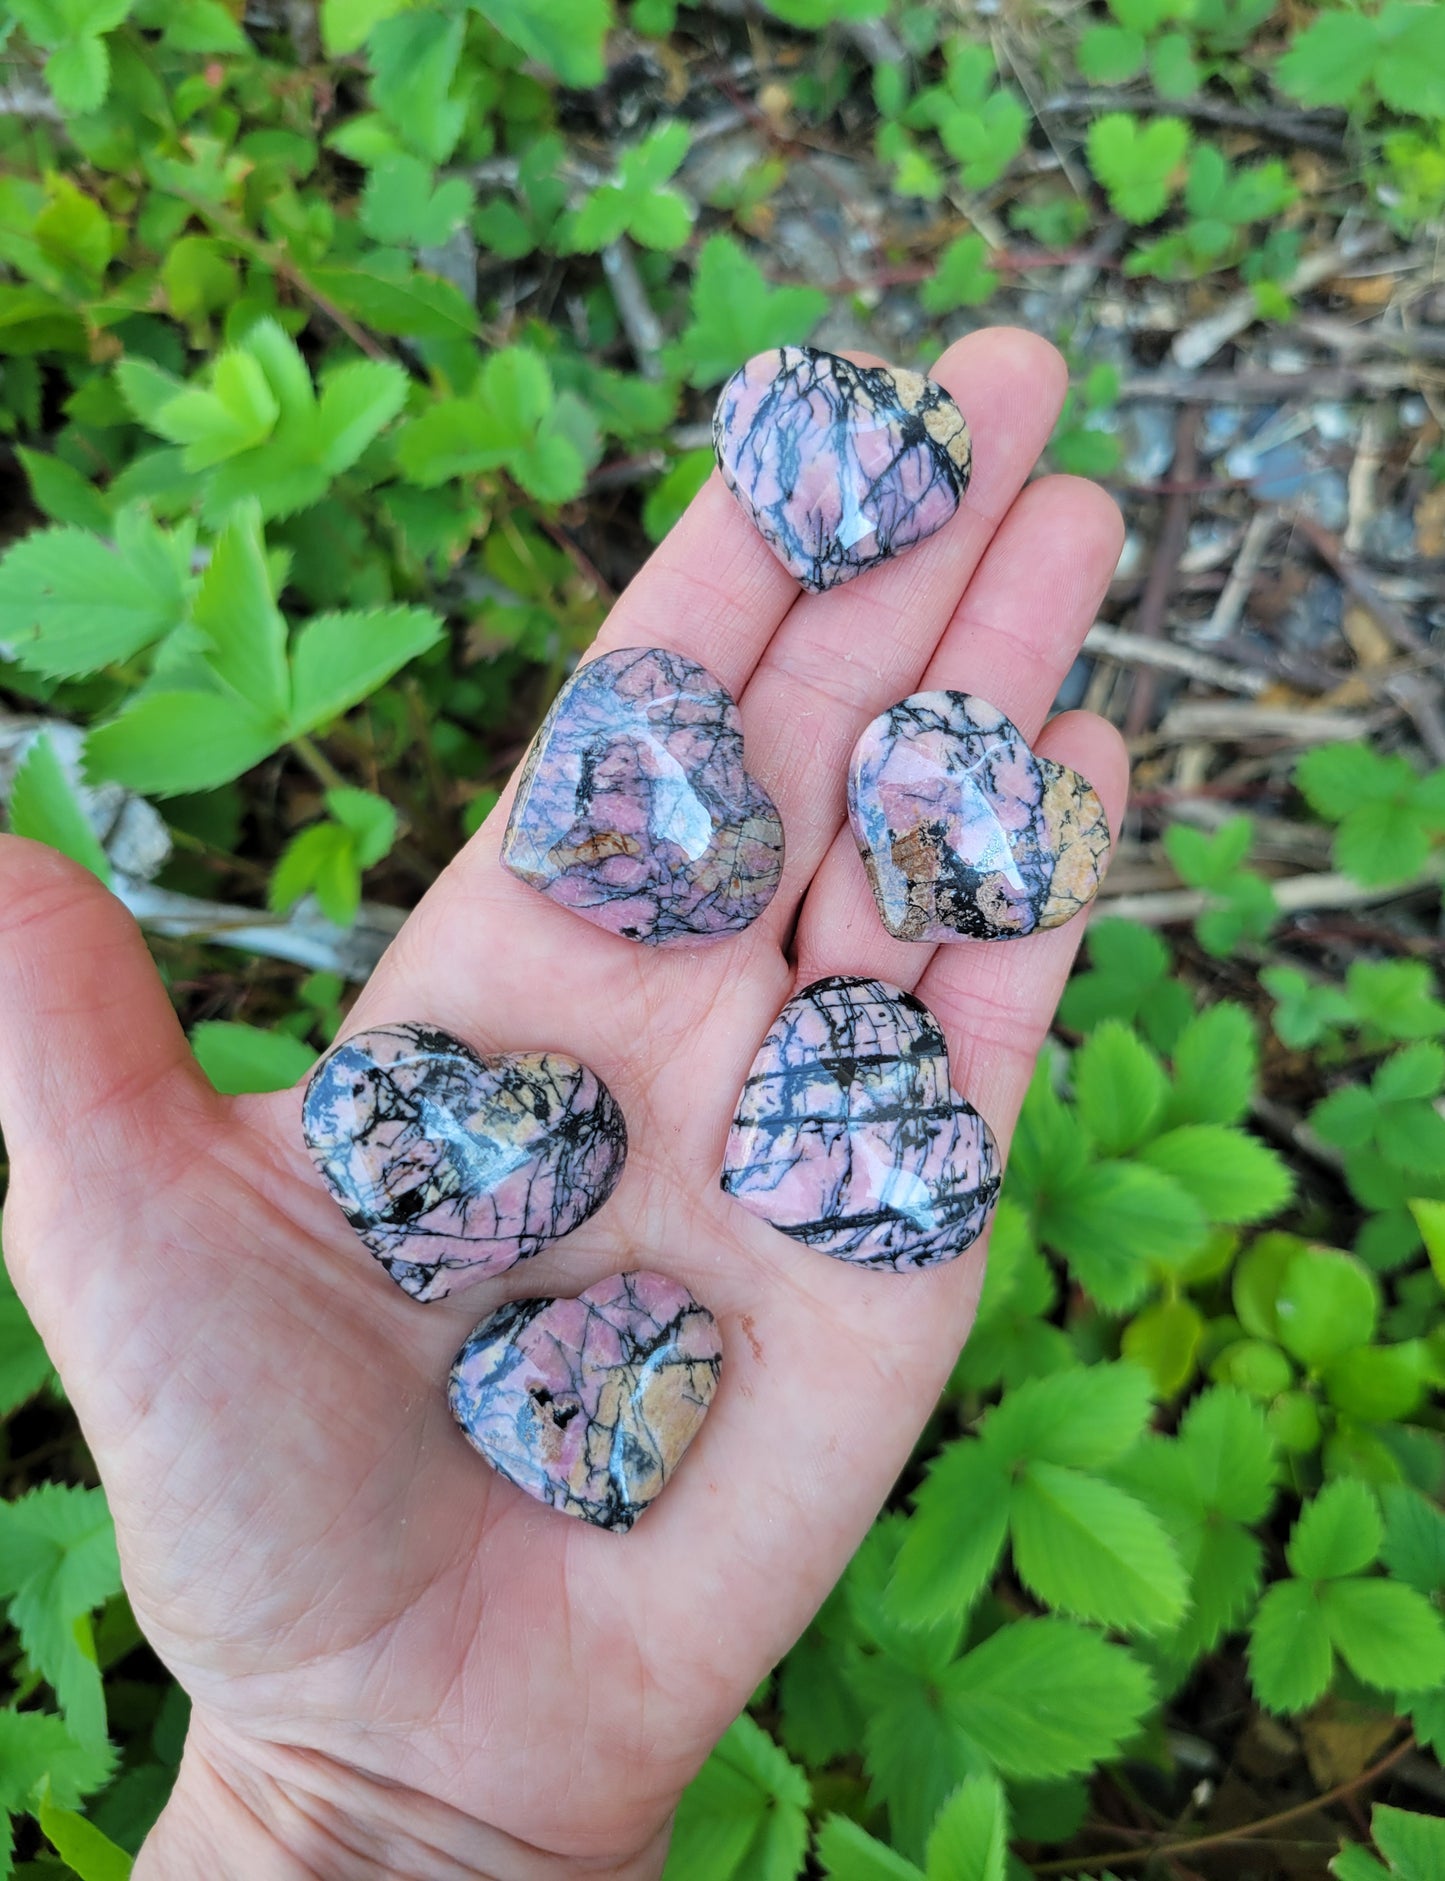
302,1023 -> 627,1301
722,976 -> 1001,1269
712,345 -> 972,591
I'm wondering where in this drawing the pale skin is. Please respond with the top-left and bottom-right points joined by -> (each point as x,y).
0,329 -> 1128,1880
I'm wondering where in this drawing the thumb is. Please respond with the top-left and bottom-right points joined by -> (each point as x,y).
0,835 -> 208,1197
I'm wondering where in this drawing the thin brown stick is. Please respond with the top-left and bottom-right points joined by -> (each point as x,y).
1032,1735 -> 1416,1874
1124,410 -> 1198,738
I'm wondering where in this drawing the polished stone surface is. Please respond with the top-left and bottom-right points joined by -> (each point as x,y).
501,647 -> 783,946
713,345 -> 972,591
848,692 -> 1110,942
721,976 -> 1000,1269
302,1023 -> 626,1301
448,1271 -> 722,1532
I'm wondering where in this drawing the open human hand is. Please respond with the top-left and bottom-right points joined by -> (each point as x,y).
0,328 -> 1127,1880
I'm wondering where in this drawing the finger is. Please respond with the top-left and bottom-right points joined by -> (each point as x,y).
741,328 -> 1070,929
0,837 -> 210,1248
582,471 -> 797,698
793,473 -> 1125,988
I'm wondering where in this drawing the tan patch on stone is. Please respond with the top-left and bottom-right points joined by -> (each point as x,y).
551,829 -> 642,868
1037,766 -> 1110,930
923,402 -> 972,477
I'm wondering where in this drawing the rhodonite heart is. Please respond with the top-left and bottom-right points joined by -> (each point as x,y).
848,692 -> 1111,942
721,976 -> 1000,1270
713,345 -> 972,591
302,1023 -> 626,1301
501,646 -> 784,945
448,1272 -> 722,1532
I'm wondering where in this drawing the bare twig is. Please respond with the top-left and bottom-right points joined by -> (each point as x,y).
1154,703 -> 1387,743
1101,867 -> 1441,924
1084,623 -> 1266,696
1042,88 -> 1346,155
1125,409 -> 1197,737
601,239 -> 666,380
1204,507 -> 1278,643
1171,225 -> 1391,371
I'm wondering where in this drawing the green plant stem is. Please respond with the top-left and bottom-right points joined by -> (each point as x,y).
1033,1734 -> 1416,1873
290,734 -> 347,792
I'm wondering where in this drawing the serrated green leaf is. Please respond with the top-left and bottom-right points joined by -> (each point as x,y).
1372,1803 -> 1445,1881
1175,1519 -> 1264,1661
8,735 -> 112,887
0,1254 -> 52,1419
1072,1020 -> 1167,1154
1332,1843 -> 1392,1881
1078,23 -> 1147,82
36,1790 -> 133,1880
190,1022 -> 316,1096
1166,1003 -> 1257,1126
816,1816 -> 924,1881
1380,1485 -> 1445,1595
667,235 -> 828,388
1276,13 -> 1378,106
1041,1161 -> 1207,1309
984,1363 -> 1153,1471
943,1619 -> 1154,1780
1011,1462 -> 1189,1634
891,1442 -> 1011,1626
315,359 -> 410,475
925,1772 -> 1007,1881
16,450 -> 113,534
192,501 -> 289,721
1289,1479 -> 1383,1582
1322,1578 -> 1445,1695
1139,1125 -> 1293,1225
288,606 -> 443,732
0,1708 -> 114,1813
1086,113 -> 1190,223
1177,1387 -> 1276,1524
1248,1579 -> 1334,1713
0,518 -> 188,679
86,691 -> 280,796
153,350 -> 280,470
474,0 -> 613,87
664,1714 -> 808,1881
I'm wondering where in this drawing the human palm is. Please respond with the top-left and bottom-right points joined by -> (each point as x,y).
0,329 -> 1127,1879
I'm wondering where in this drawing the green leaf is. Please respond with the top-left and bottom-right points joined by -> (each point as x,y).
1334,799 -> 1433,889
304,264 -> 479,341
1175,1520 -> 1265,1661
1177,1386 -> 1276,1524
153,350 -> 281,471
8,736 -> 112,887
891,1442 -> 1011,1625
1121,1297 -> 1204,1396
46,34 -> 111,116
16,449 -> 112,534
315,359 -> 410,476
1276,1248 -> 1379,1369
190,1022 -> 317,1096
1325,1343 -> 1427,1422
1248,1580 -> 1334,1713
324,786 -> 396,867
816,1816 -> 924,1881
1072,1020 -> 1167,1153
1139,1125 -> 1293,1225
1276,11 -> 1379,106
289,606 -> 445,732
664,1714 -> 809,1881
1086,113 -> 1190,223
1380,1485 -> 1445,1595
667,235 -> 829,388
473,0 -> 614,87
360,155 -> 473,249
192,502 -> 289,722
1372,1804 -> 1445,1881
1347,960 -> 1445,1043
1166,1002 -> 1257,1126
36,1791 -> 132,1880
87,692 -> 280,797
0,1708 -> 114,1813
321,0 -> 409,55
1289,1479 -> 1383,1582
925,1773 -> 1007,1881
0,517 -> 188,679
1011,1462 -> 1190,1633
984,1363 -> 1153,1471
1042,1161 -> 1207,1309
0,1254 -> 52,1419
919,234 -> 999,314
1321,1578 -> 1445,1695
853,1649 -> 982,1862
1410,1196 -> 1445,1289
1078,23 -> 1147,82
0,1483 -> 120,1746
943,1618 -> 1154,1780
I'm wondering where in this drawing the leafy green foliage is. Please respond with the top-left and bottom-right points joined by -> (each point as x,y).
270,787 -> 398,926
1163,816 -> 1279,955
1296,745 -> 1445,887
1087,114 -> 1191,222
7,736 -> 111,886
1278,3 -> 1445,118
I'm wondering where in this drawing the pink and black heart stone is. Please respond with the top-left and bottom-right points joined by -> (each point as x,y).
501,646 -> 784,945
721,976 -> 1000,1270
848,692 -> 1111,943
302,1023 -> 627,1302
448,1272 -> 722,1532
713,345 -> 972,592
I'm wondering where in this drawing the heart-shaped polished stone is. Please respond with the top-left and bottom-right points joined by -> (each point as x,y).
713,345 -> 972,592
448,1271 -> 722,1532
302,1023 -> 626,1302
848,693 -> 1111,943
721,976 -> 1000,1270
501,646 -> 784,945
